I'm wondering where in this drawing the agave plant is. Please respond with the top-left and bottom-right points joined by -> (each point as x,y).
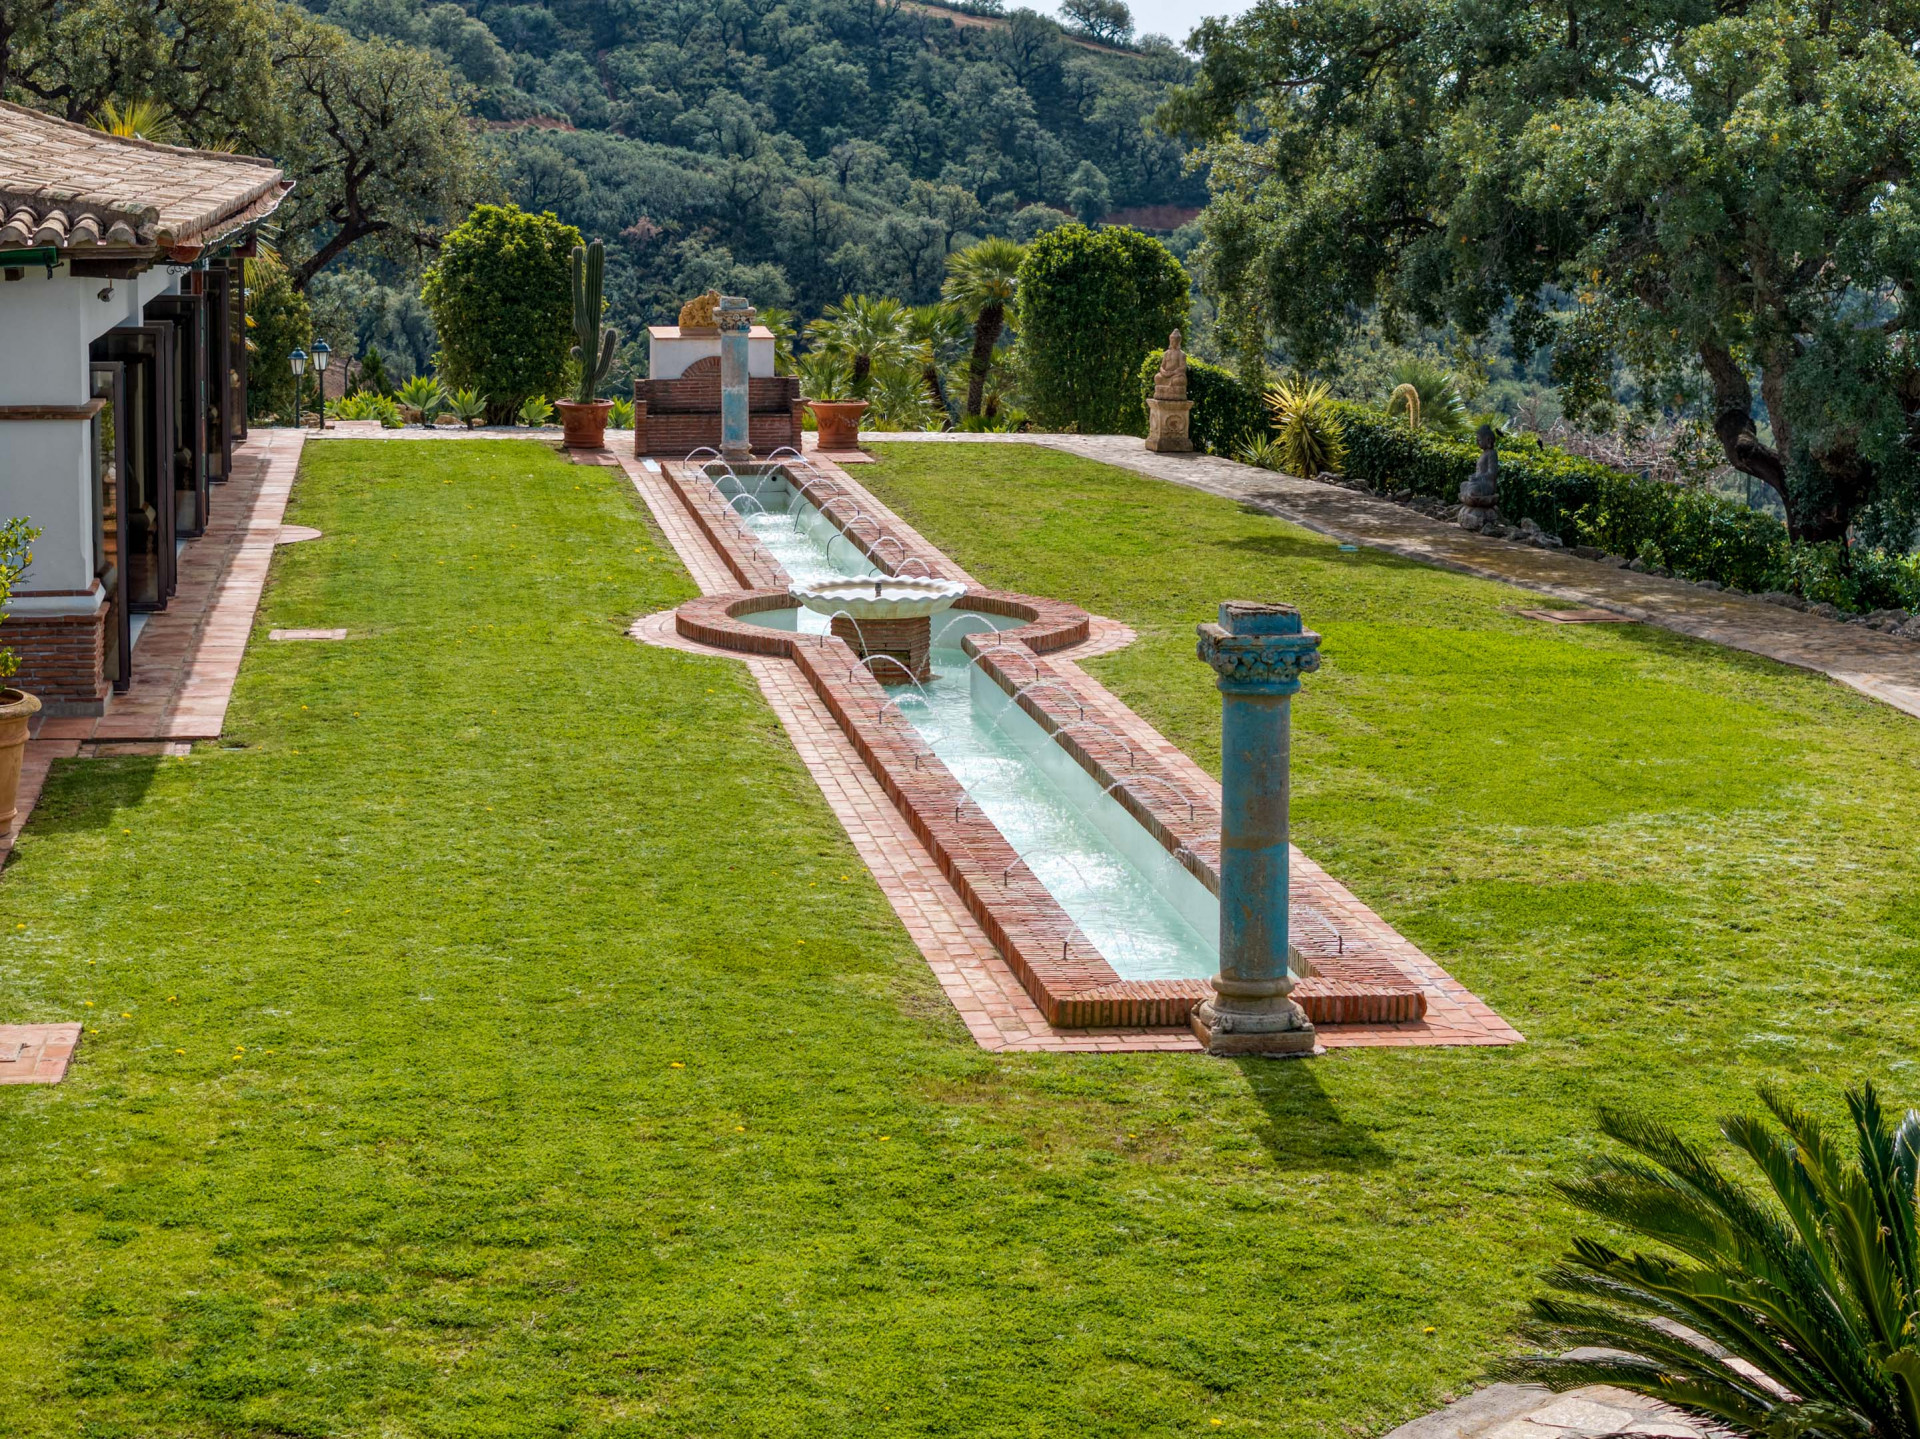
608,397 -> 635,429
518,395 -> 554,428
395,374 -> 444,423
1498,1081 -> 1920,1439
1265,377 -> 1347,477
446,387 -> 488,430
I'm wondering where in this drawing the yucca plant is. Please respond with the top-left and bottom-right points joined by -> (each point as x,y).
92,97 -> 182,145
1265,377 -> 1347,477
396,374 -> 444,423
1498,1081 -> 1920,1439
608,397 -> 634,429
518,395 -> 554,428
1233,433 -> 1287,471
447,387 -> 488,429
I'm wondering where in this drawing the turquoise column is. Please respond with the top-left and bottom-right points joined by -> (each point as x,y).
718,295 -> 754,461
1191,602 -> 1322,1057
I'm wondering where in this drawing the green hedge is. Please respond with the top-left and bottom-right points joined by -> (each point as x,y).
1332,403 -> 1789,594
1138,350 -> 1270,457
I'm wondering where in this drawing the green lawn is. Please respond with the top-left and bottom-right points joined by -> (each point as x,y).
3,438 -> 1917,1439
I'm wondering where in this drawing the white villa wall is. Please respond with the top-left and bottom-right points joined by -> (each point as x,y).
0,266 -> 179,615
646,325 -> 775,380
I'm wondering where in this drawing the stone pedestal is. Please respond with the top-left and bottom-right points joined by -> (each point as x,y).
834,613 -> 932,684
1191,601 -> 1322,1057
1146,397 -> 1193,453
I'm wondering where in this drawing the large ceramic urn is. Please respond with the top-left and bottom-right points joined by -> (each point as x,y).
0,686 -> 42,833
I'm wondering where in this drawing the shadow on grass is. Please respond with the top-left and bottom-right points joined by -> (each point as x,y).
19,755 -> 166,836
1215,528 -> 1418,572
1235,1055 -> 1393,1171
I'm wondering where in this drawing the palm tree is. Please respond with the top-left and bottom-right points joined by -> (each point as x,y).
942,236 -> 1024,418
92,98 -> 182,146
757,306 -> 798,375
806,296 -> 910,400
905,303 -> 970,420
1497,1081 -> 1920,1439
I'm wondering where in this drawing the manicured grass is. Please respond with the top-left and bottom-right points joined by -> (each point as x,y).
3,437 -> 1915,1439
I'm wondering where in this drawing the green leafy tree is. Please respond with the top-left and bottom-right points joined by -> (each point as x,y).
1060,0 -> 1133,46
422,203 -> 580,422
272,10 -> 490,288
245,270 -> 311,420
1169,0 -> 1920,543
355,346 -> 393,396
1017,223 -> 1188,434
1500,1081 -> 1920,1439
807,295 -> 911,400
942,236 -> 1025,418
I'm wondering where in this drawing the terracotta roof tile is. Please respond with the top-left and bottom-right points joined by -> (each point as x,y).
0,99 -> 288,252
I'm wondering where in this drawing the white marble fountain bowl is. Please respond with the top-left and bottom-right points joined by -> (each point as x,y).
788,576 -> 967,620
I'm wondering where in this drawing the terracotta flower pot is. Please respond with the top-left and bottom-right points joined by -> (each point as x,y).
556,399 -> 613,449
0,687 -> 42,832
809,399 -> 869,451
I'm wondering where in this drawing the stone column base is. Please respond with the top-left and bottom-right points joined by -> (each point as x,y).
1189,997 -> 1320,1057
1146,398 -> 1193,453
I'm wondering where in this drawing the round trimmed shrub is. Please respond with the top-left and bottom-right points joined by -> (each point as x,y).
1019,224 -> 1188,435
422,203 -> 581,423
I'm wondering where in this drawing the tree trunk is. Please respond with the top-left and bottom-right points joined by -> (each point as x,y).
1701,341 -> 1795,530
965,303 -> 1004,417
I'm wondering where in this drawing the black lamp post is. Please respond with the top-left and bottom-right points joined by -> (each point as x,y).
289,346 -> 307,430
311,339 -> 331,430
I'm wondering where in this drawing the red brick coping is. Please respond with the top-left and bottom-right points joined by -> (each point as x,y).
663,461 -> 1425,1030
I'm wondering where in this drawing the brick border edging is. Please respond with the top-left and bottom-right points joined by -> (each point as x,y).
663,468 -> 1426,1029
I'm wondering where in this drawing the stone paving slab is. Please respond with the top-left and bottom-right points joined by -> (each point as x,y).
1383,1381 -> 1722,1439
0,1023 -> 83,1084
862,432 -> 1920,723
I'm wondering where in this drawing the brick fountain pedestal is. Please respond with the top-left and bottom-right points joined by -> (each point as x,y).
790,576 -> 968,685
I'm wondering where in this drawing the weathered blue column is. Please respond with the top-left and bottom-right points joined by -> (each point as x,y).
718,294 -> 754,461
1192,601 -> 1322,1057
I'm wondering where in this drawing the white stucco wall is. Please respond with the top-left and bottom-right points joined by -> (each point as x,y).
647,326 -> 776,380
0,265 -> 179,614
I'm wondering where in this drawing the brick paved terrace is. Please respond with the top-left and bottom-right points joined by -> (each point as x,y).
5,436 -> 1920,1437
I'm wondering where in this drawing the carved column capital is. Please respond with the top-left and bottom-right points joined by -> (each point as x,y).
1195,602 -> 1322,696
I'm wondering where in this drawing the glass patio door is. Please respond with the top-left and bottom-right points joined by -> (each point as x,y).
146,294 -> 209,536
89,325 -> 177,609
89,362 -> 132,690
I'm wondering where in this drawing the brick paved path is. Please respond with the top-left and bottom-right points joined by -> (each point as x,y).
864,432 -> 1920,722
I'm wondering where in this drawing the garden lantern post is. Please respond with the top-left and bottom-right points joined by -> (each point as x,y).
310,339 -> 330,430
1191,601 -> 1322,1057
718,294 -> 753,461
288,346 -> 306,431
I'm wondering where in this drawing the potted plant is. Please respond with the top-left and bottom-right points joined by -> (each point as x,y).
799,355 -> 868,452
0,517 -> 44,834
556,238 -> 619,448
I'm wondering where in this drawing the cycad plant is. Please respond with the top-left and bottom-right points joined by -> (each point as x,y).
569,239 -> 618,404
1265,377 -> 1346,477
1499,1081 -> 1920,1439
807,296 -> 910,400
395,374 -> 444,424
1384,358 -> 1468,436
942,236 -> 1024,418
447,387 -> 488,429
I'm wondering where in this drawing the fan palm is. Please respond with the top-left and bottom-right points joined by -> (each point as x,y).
807,296 -> 910,400
1498,1081 -> 1920,1439
867,363 -> 942,431
92,98 -> 182,146
757,307 -> 798,375
942,236 -> 1024,418
905,303 -> 970,419
1384,358 -> 1468,436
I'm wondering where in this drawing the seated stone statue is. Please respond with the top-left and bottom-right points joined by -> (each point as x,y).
1457,423 -> 1502,531
1153,330 -> 1188,401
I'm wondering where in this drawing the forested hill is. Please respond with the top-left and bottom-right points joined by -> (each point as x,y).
300,0 -> 1202,357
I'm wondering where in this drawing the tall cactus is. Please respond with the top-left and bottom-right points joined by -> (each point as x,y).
570,239 -> 618,404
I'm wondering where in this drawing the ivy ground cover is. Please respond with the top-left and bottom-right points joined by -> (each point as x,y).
5,437 -> 1920,1438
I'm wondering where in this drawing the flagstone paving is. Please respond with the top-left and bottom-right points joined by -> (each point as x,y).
863,432 -> 1920,722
